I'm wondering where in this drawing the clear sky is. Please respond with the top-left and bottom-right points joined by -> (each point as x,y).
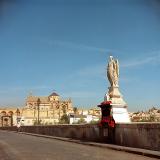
0,0 -> 160,111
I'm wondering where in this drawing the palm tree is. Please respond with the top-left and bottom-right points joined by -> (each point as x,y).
73,107 -> 78,115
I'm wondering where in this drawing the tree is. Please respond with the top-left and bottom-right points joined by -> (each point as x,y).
62,106 -> 66,114
33,119 -> 42,125
89,120 -> 100,125
149,114 -> 156,122
59,114 -> 69,124
77,117 -> 86,124
73,107 -> 78,114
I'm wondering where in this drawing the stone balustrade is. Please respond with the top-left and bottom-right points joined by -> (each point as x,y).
1,123 -> 160,151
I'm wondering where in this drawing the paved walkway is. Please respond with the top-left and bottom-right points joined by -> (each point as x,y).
0,130 -> 159,160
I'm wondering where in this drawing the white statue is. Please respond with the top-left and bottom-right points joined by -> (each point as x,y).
107,56 -> 119,87
105,56 -> 130,123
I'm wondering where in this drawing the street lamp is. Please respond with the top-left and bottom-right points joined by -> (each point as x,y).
37,98 -> 41,125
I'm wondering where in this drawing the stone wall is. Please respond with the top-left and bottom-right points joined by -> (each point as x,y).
0,125 -> 101,142
0,123 -> 160,151
115,123 -> 160,151
21,125 -> 101,141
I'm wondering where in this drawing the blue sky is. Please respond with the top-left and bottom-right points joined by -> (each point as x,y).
0,0 -> 160,111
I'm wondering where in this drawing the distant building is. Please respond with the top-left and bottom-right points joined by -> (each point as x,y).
75,107 -> 101,116
21,92 -> 73,125
69,114 -> 100,124
69,107 -> 101,124
0,92 -> 73,126
129,107 -> 160,122
0,93 -> 103,126
0,108 -> 21,127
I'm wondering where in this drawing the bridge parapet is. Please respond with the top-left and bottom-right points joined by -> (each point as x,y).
1,123 -> 160,151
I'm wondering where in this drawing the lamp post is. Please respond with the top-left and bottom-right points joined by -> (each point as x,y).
37,98 -> 41,125
16,108 -> 20,125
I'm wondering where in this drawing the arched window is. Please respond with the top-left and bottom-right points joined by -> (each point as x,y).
1,111 -> 6,116
8,111 -> 13,116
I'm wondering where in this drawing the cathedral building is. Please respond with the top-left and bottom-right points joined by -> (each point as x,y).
0,92 -> 73,126
0,92 -> 102,126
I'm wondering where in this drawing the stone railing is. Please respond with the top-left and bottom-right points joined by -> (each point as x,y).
0,124 -> 101,142
0,123 -> 160,151
115,122 -> 160,151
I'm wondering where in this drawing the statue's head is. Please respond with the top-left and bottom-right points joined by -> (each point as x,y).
109,56 -> 113,61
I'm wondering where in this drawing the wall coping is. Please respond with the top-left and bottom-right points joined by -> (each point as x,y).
116,122 -> 160,129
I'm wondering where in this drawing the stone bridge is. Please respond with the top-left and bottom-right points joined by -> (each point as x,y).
1,123 -> 160,151
0,129 -> 159,160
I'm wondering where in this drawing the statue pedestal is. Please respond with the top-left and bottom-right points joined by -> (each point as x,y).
111,104 -> 130,123
105,86 -> 131,123
107,86 -> 126,105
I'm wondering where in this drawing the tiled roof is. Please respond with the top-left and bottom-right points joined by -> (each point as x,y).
49,92 -> 59,97
27,96 -> 49,103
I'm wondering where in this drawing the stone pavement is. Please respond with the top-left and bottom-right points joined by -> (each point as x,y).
1,130 -> 158,160
18,131 -> 160,159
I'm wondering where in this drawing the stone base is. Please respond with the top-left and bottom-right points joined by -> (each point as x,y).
111,104 -> 130,123
106,86 -> 127,106
104,86 -> 130,123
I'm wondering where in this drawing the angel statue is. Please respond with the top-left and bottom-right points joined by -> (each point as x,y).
107,56 -> 119,87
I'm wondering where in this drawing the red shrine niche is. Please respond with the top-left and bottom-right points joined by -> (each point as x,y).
98,101 -> 115,128
98,101 -> 116,143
